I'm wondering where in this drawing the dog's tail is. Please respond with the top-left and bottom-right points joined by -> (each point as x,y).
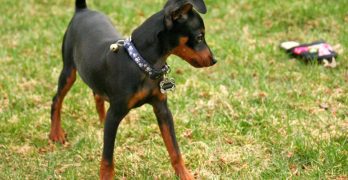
76,0 -> 87,10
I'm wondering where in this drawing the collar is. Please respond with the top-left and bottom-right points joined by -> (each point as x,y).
123,38 -> 170,80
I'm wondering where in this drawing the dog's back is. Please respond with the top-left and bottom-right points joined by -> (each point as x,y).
63,1 -> 125,94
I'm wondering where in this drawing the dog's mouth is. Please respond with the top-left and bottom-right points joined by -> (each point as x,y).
186,57 -> 217,68
185,48 -> 217,68
172,46 -> 217,68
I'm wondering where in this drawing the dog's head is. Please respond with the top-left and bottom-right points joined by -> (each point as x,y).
162,0 -> 216,68
132,0 -> 216,68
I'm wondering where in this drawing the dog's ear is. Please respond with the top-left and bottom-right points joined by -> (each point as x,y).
188,0 -> 207,14
164,0 -> 207,29
167,0 -> 207,14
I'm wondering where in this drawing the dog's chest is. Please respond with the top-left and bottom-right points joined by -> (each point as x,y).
127,82 -> 164,109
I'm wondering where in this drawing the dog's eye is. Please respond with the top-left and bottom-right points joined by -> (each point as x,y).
195,34 -> 204,43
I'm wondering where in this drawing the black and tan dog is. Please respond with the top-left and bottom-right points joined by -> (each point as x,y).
49,0 -> 216,179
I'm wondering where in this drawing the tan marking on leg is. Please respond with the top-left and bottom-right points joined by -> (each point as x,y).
100,158 -> 114,180
49,69 -> 76,144
160,124 -> 193,180
94,94 -> 106,123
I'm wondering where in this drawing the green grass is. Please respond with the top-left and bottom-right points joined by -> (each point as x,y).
1,0 -> 348,179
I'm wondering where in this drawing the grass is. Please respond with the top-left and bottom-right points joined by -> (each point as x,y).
0,0 -> 348,179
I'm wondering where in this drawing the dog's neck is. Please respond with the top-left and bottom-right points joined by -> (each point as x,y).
131,36 -> 169,70
131,11 -> 170,70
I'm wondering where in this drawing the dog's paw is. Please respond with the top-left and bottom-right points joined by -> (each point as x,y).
178,169 -> 194,180
179,173 -> 194,180
49,129 -> 67,144
100,161 -> 115,180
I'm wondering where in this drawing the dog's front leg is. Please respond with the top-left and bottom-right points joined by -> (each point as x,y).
152,99 -> 194,180
100,104 -> 128,180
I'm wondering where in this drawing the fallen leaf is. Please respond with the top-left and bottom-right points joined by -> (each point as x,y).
224,138 -> 233,145
254,91 -> 268,99
319,103 -> 329,110
182,129 -> 193,139
289,164 -> 299,176
333,176 -> 348,180
287,152 -> 294,158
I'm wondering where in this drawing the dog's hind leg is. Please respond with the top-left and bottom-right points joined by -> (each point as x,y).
49,66 -> 76,144
49,33 -> 76,144
93,92 -> 106,124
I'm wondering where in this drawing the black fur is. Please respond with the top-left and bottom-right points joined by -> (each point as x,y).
50,0 -> 215,178
75,0 -> 87,9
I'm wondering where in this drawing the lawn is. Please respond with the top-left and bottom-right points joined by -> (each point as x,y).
0,0 -> 347,179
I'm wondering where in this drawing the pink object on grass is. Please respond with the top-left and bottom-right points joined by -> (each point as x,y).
293,46 -> 309,55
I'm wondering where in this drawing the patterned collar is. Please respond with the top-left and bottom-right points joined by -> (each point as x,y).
123,38 -> 170,80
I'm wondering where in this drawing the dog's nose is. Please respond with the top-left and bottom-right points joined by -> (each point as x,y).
212,57 -> 217,65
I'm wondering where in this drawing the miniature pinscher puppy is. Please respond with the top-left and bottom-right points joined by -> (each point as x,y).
49,0 -> 216,179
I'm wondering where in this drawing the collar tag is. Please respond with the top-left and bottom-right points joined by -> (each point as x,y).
160,77 -> 176,94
